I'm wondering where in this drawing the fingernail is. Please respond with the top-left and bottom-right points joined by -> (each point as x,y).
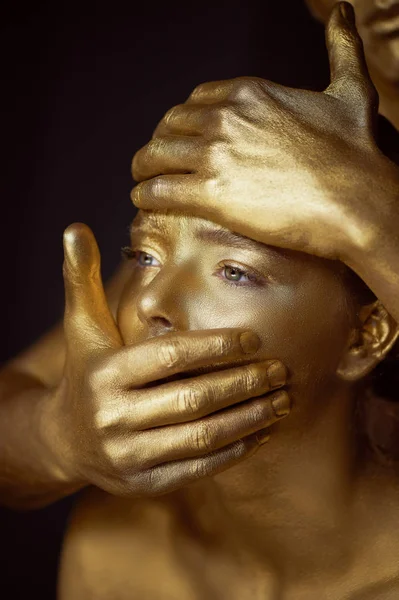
271,392 -> 291,417
256,428 -> 270,445
239,332 -> 261,354
267,361 -> 287,389
340,2 -> 355,25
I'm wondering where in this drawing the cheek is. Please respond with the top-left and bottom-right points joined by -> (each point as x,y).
188,278 -> 352,392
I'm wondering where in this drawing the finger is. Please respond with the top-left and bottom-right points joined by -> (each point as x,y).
152,104 -> 214,138
126,360 -> 287,428
186,79 -> 236,104
131,174 -> 212,215
128,428 -> 272,496
101,329 -> 261,388
63,223 -> 123,357
132,135 -> 203,182
325,2 -> 377,104
133,390 -> 290,468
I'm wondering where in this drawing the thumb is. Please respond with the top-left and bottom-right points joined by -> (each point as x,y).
63,222 -> 123,359
325,2 -> 378,108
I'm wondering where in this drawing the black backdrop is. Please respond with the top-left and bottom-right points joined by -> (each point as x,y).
1,1 -> 329,597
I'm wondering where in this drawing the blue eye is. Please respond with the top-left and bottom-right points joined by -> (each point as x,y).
137,251 -> 160,267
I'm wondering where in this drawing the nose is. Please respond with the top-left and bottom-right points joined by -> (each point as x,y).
136,267 -> 189,337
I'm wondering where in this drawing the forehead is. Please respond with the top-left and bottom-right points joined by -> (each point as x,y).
131,210 -> 291,260
131,210 -> 200,237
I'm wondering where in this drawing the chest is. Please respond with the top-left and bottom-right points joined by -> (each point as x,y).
58,490 -> 399,600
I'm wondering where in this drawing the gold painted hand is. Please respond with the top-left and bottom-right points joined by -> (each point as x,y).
53,223 -> 290,497
131,2 -> 399,321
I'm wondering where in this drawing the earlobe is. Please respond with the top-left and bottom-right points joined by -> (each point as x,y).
336,301 -> 399,381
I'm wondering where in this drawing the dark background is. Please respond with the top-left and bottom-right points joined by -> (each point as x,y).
1,1 -> 329,597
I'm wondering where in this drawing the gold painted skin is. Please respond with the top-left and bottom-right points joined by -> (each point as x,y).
132,3 -> 399,327
0,228 -> 287,508
306,0 -> 399,129
58,214 -> 399,599
0,1 -> 397,509
0,1 -> 397,598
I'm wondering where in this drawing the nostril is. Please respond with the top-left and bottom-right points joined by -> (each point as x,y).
155,317 -> 173,328
148,317 -> 174,336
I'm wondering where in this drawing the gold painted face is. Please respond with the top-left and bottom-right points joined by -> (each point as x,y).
305,0 -> 399,83
117,211 -> 359,410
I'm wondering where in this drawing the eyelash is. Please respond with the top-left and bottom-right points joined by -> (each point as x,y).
121,248 -> 266,287
121,247 -> 161,266
215,261 -> 265,287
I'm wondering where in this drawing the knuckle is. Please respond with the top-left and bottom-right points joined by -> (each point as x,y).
190,421 -> 216,453
156,339 -> 185,370
203,177 -> 222,202
190,82 -> 206,100
147,469 -> 163,495
205,140 -> 226,164
99,436 -> 119,467
248,397 -> 273,424
144,466 -> 173,497
89,357 -> 115,389
191,457 -> 213,480
175,385 -> 202,416
140,467 -> 159,494
84,364 -> 102,393
229,437 -> 249,459
242,364 -> 265,391
228,77 -> 259,102
340,28 -> 357,50
211,105 -> 233,131
146,137 -> 163,158
131,181 -> 144,206
93,405 -> 119,433
147,176 -> 164,199
210,334 -> 233,357
163,105 -> 178,126
107,436 -> 141,475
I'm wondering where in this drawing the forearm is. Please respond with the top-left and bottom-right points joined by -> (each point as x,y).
0,262 -> 130,510
0,368 -> 86,510
344,177 -> 399,323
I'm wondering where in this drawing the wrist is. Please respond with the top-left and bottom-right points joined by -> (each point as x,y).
40,385 -> 87,491
338,159 -> 399,269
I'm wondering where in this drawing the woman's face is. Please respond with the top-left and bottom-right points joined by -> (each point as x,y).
305,0 -> 399,84
117,211 -> 357,411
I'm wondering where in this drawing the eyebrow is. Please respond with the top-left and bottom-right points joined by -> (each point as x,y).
195,226 -> 290,262
130,217 -> 290,262
130,213 -> 170,238
196,227 -> 265,252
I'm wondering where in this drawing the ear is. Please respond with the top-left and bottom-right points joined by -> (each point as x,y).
337,301 -> 399,381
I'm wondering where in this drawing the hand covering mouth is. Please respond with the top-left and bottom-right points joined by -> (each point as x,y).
144,358 -> 260,388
